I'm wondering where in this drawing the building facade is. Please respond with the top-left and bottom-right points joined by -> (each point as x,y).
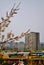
18,42 -> 25,50
12,41 -> 25,50
25,32 -> 40,50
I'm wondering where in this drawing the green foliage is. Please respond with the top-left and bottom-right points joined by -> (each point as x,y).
24,48 -> 30,52
0,58 -> 3,64
12,46 -> 18,52
41,47 -> 44,50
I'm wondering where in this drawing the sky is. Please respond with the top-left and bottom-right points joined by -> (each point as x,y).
0,0 -> 44,42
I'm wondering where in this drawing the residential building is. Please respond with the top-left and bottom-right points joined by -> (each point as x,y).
13,41 -> 25,50
18,41 -> 25,50
25,32 -> 40,50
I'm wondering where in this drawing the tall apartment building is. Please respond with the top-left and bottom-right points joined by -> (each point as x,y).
25,32 -> 40,50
